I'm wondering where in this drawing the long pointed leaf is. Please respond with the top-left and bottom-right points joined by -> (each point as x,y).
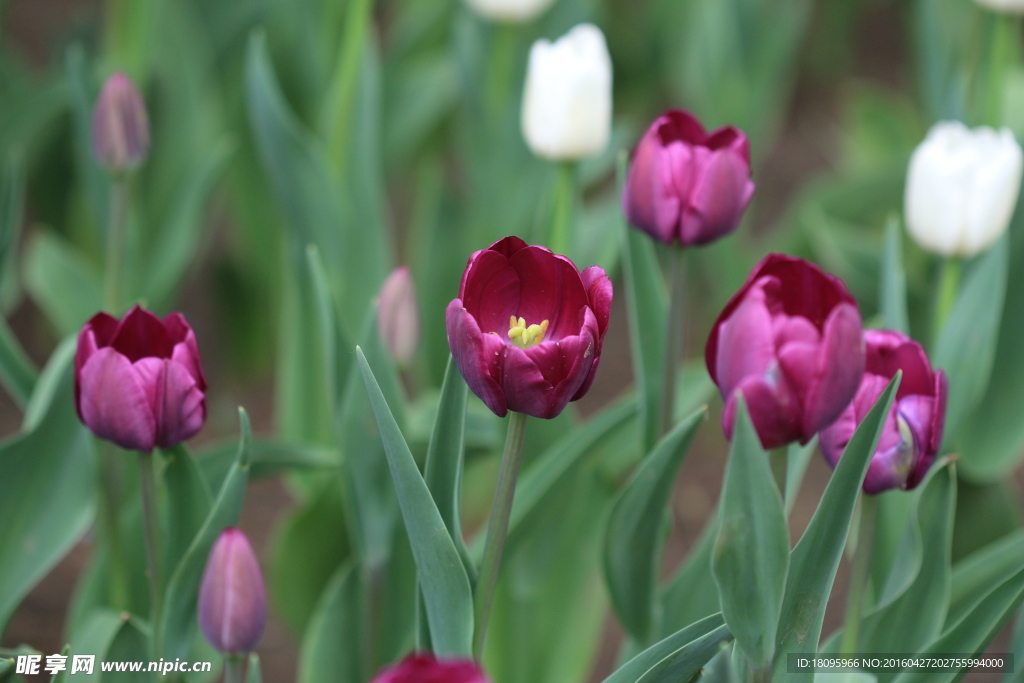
298,561 -> 364,683
602,613 -> 727,683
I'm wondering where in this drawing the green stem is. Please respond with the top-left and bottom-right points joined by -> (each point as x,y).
658,248 -> 687,437
138,451 -> 163,656
932,257 -> 961,345
548,162 -> 575,255
770,447 -> 787,500
982,14 -> 1019,126
223,656 -> 245,683
840,494 -> 877,655
104,178 -> 129,313
473,411 -> 529,660
323,0 -> 375,172
751,664 -> 772,683
98,441 -> 129,609
485,24 -> 518,124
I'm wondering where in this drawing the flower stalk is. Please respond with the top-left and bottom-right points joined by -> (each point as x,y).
548,162 -> 575,255
658,247 -> 687,437
138,450 -> 163,656
104,178 -> 129,313
223,656 -> 245,683
840,494 -> 877,655
933,257 -> 961,344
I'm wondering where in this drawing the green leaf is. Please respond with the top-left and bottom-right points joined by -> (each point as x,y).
197,440 -> 337,492
773,374 -> 900,679
636,624 -> 733,683
0,316 -> 37,409
785,437 -> 818,517
23,232 -> 102,336
949,528 -> 1024,627
659,516 -> 721,639
247,654 -> 263,683
159,409 -> 252,661
934,235 -> 1008,441
0,154 -> 24,283
604,407 -> 706,642
601,613 -> 727,683
0,339 -> 95,633
879,214 -> 910,333
1004,606 -> 1024,683
356,347 -> 474,656
712,398 -> 789,668
66,609 -> 125,681
162,445 -> 213,580
298,562 -> 364,683
48,645 -> 70,683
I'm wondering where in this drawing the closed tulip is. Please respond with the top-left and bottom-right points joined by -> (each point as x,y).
904,121 -> 1023,256
463,0 -> 556,22
446,236 -> 612,419
521,23 -> 612,161
198,528 -> 267,655
92,72 -> 150,173
623,109 -> 755,247
75,305 -> 207,452
373,655 -> 489,683
378,266 -> 420,366
705,254 -> 865,449
820,330 -> 947,494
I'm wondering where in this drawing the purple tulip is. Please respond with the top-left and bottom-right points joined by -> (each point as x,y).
705,253 -> 865,449
198,528 -> 267,655
446,236 -> 612,419
622,109 -> 755,247
820,330 -> 948,494
378,266 -> 420,366
75,305 -> 207,452
372,655 -> 489,683
92,72 -> 150,173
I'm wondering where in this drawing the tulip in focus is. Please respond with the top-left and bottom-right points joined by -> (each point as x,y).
463,0 -> 556,22
904,121 -> 1023,257
75,305 -> 207,452
92,72 -> 150,173
198,528 -> 267,655
521,23 -> 612,161
378,266 -> 421,366
373,654 -> 489,683
446,236 -> 612,419
705,254 -> 865,449
623,109 -> 755,247
820,330 -> 947,494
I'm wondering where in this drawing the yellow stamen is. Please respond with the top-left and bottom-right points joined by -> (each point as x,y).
507,316 -> 550,349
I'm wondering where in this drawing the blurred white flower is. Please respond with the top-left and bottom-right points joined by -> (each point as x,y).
904,121 -> 1023,256
377,266 -> 420,366
463,0 -> 557,22
521,23 -> 612,161
975,0 -> 1024,14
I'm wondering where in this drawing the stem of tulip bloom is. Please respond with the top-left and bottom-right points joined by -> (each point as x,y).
932,257 -> 961,345
658,248 -> 688,437
840,494 -> 876,655
322,0 -> 374,172
138,450 -> 163,656
770,447 -> 787,499
548,162 -> 575,256
473,411 -> 529,660
103,178 -> 129,313
223,656 -> 245,683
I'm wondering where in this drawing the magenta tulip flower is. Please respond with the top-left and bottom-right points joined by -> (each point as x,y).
75,305 -> 207,452
446,236 -> 612,419
705,253 -> 865,449
198,528 -> 267,655
820,330 -> 948,494
372,655 -> 489,683
622,109 -> 755,247
92,72 -> 150,173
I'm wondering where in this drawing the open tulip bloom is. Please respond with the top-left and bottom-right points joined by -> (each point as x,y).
372,655 -> 490,683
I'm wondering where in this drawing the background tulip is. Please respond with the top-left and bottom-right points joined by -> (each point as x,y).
623,109 -> 755,247
462,0 -> 556,22
378,266 -> 420,366
91,72 -> 150,173
198,528 -> 267,655
75,305 -> 207,452
446,236 -> 612,419
705,253 -> 865,449
820,330 -> 947,494
904,121 -> 1023,257
373,655 -> 489,683
521,23 -> 612,161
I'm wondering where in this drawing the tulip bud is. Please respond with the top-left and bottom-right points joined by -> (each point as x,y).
446,236 -> 612,419
904,121 -> 1023,257
377,266 -> 420,366
75,305 -> 207,452
198,528 -> 267,656
623,109 -> 755,247
373,654 -> 490,683
820,330 -> 947,494
91,72 -> 150,173
975,0 -> 1024,13
705,254 -> 865,450
462,0 -> 556,22
521,24 -> 612,161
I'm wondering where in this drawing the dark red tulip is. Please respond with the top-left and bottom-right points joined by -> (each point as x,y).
75,305 -> 207,452
372,655 -> 489,683
198,528 -> 267,655
446,236 -> 612,419
623,109 -> 754,247
820,330 -> 947,494
705,254 -> 865,449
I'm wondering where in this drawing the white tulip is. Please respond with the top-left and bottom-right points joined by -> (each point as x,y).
904,121 -> 1023,257
521,23 -> 612,161
975,0 -> 1024,14
463,0 -> 557,22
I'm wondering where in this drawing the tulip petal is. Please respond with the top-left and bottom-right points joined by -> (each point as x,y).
198,528 -> 267,654
723,371 -> 802,450
78,347 -> 157,451
713,284 -> 776,396
502,345 -> 554,418
166,313 -> 208,389
526,308 -> 598,410
110,305 -> 174,361
679,146 -> 752,245
460,250 -> 521,336
133,357 -> 207,450
508,247 -> 589,340
795,302 -> 864,440
446,301 -> 509,417
863,329 -> 933,398
580,265 -> 613,339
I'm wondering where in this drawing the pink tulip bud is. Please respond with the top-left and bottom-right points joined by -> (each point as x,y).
821,330 -> 947,494
446,236 -> 613,419
372,654 -> 490,683
198,528 -> 267,655
378,266 -> 420,365
623,109 -> 754,247
705,254 -> 865,449
91,72 -> 150,173
75,305 -> 207,452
